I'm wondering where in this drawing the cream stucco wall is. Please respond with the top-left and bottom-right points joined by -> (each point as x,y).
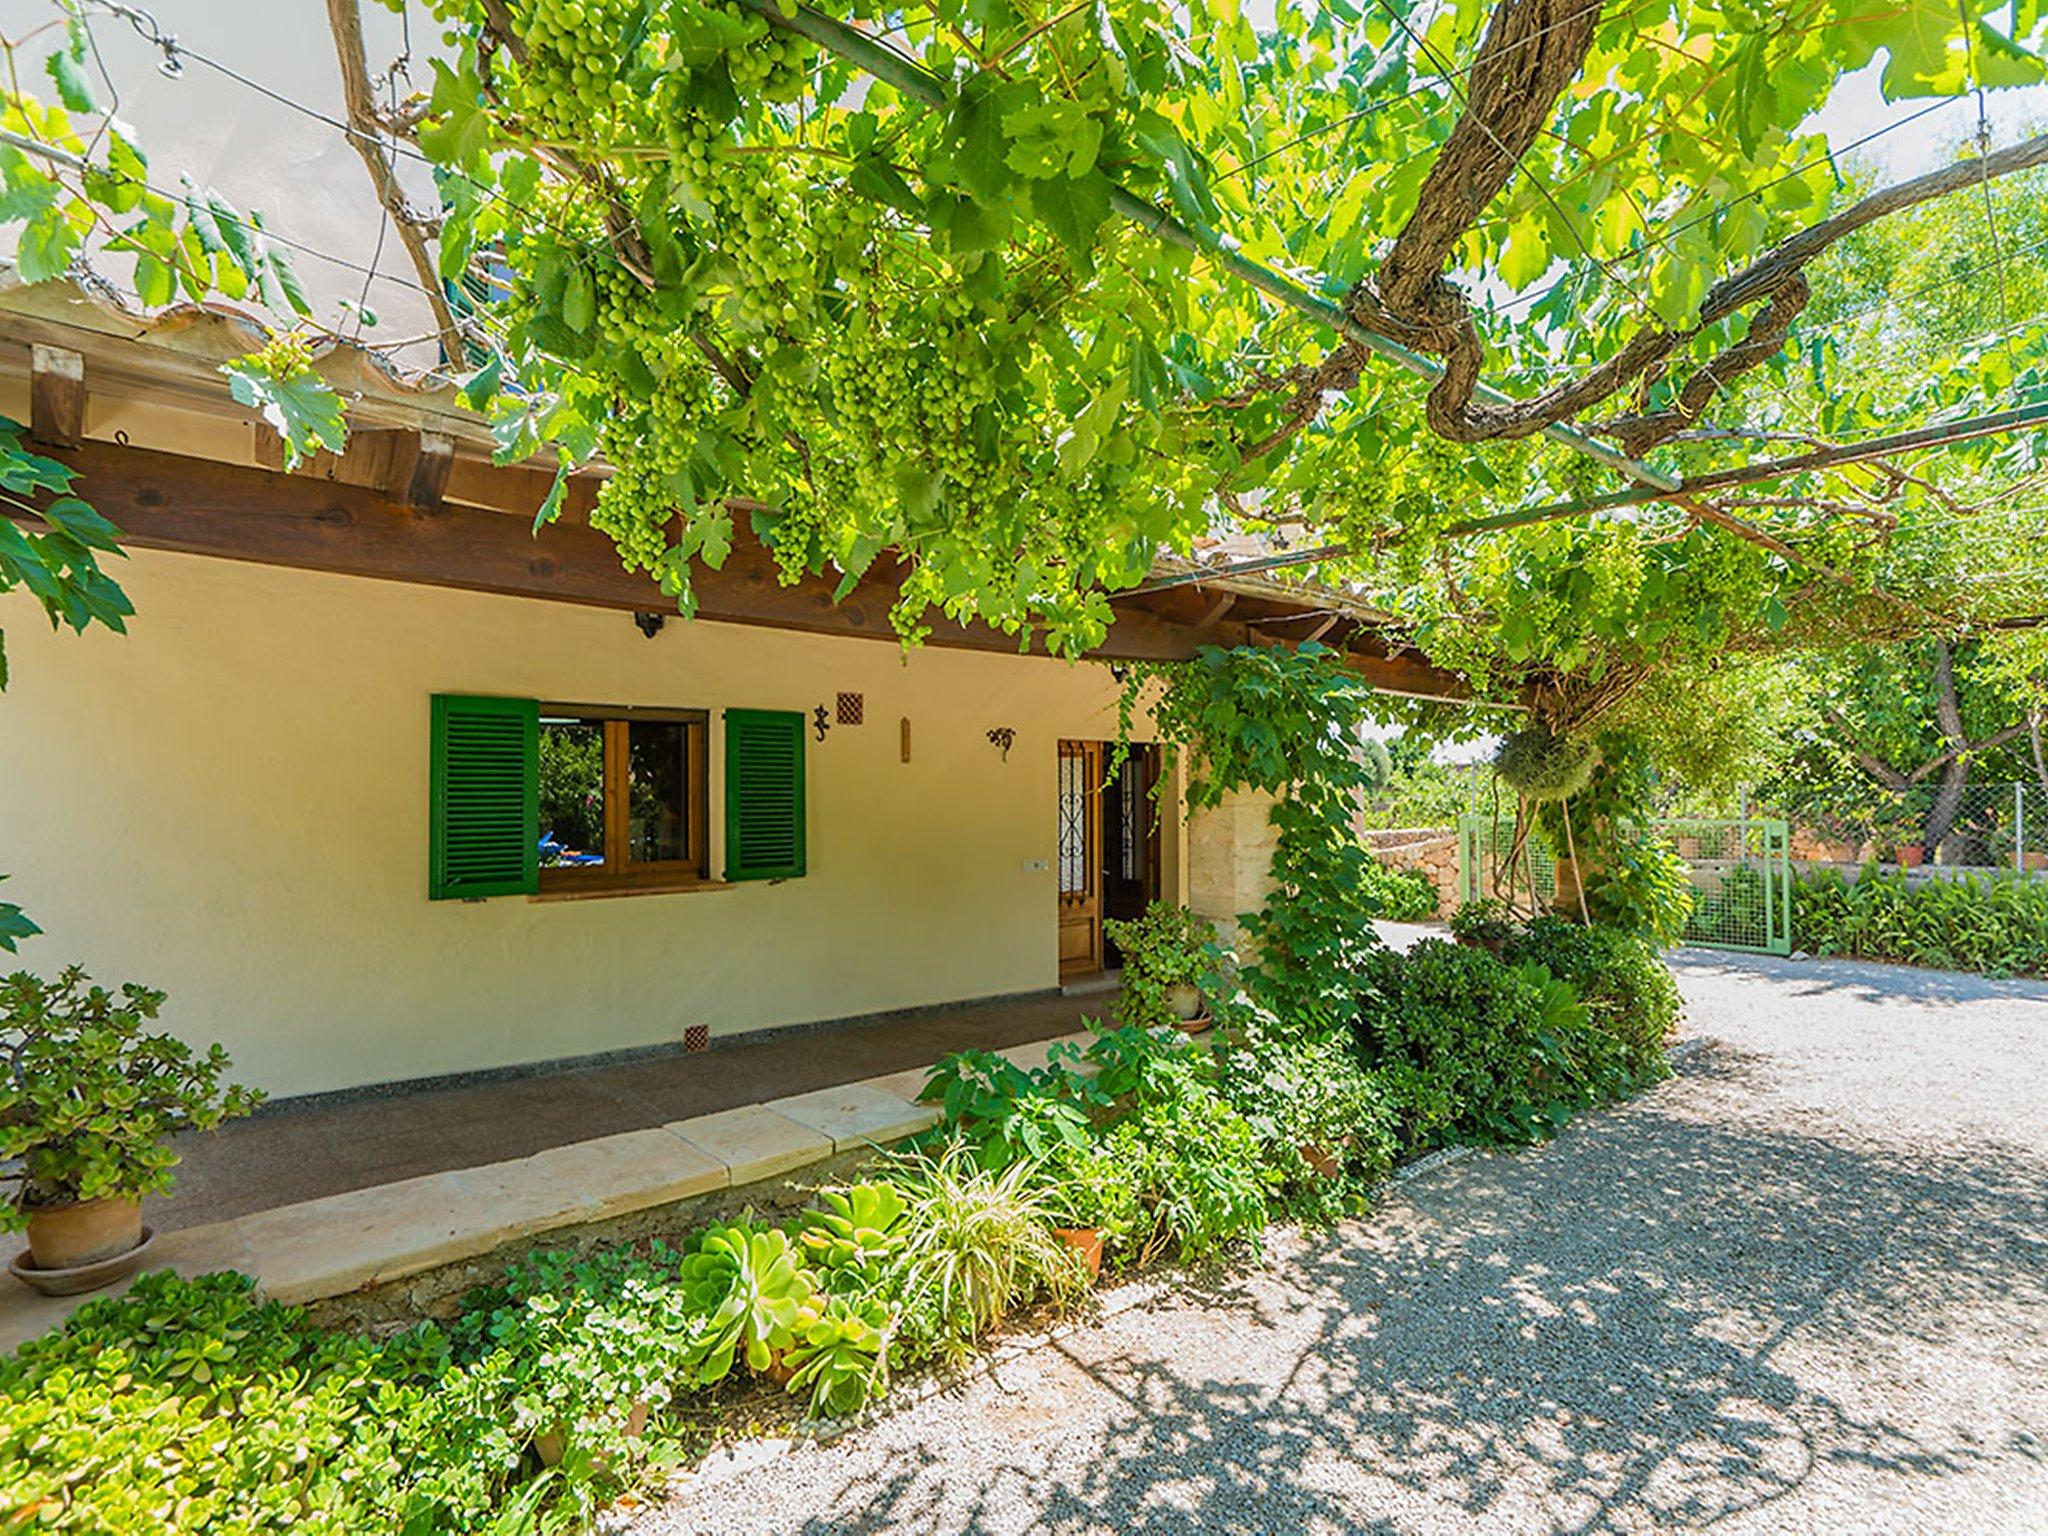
0,550 -> 1181,1099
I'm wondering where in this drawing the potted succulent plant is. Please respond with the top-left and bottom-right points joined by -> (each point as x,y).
1103,902 -> 1223,1033
3,966 -> 260,1295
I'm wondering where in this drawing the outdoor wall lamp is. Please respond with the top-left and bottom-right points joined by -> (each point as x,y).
986,726 -> 1016,760
633,611 -> 665,639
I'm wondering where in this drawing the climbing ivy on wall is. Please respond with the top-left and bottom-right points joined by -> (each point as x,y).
1119,643 -> 1382,1033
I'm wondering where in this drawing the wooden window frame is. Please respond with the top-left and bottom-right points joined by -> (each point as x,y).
537,703 -> 710,896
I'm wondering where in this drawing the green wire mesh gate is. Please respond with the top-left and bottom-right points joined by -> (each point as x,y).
1456,810 -> 1557,910
1656,817 -> 1793,955
1457,811 -> 1792,955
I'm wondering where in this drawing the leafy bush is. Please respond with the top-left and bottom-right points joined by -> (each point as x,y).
0,1272 -> 514,1533
1219,1022 -> 1398,1225
451,1244 -> 695,1458
1500,916 -> 1679,1077
1793,865 -> 2048,976
1109,1054 -> 1272,1265
1448,896 -> 1518,949
915,1046 -> 1094,1170
1360,860 -> 1440,921
1038,1134 -> 1144,1253
1354,939 -> 1636,1147
1580,836 -> 1694,945
1101,901 -> 1223,1029
0,966 -> 262,1225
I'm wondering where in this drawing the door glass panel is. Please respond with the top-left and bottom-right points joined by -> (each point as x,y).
627,719 -> 689,865
538,717 -> 606,867
1058,750 -> 1091,896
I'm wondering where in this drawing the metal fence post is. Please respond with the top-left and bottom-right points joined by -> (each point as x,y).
2020,783 -> 2029,873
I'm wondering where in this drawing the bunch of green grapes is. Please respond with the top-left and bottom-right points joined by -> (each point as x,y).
251,332 -> 316,379
654,103 -> 820,336
589,359 -> 719,573
508,0 -> 642,142
716,3 -> 813,101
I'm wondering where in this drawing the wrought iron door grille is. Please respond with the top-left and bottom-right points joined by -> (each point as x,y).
1058,751 -> 1091,896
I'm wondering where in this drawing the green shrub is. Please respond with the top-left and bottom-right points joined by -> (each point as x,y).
1793,865 -> 2048,976
0,1272 -> 514,1533
1361,861 -> 1440,921
1219,1021 -> 1398,1225
450,1244 -> 696,1462
1580,836 -> 1694,945
1355,938 -> 1636,1147
1501,916 -> 1679,1077
1110,1055 -> 1272,1265
1448,896 -> 1517,948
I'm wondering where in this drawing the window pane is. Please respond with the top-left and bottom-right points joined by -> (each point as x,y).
538,718 -> 607,868
628,720 -> 690,865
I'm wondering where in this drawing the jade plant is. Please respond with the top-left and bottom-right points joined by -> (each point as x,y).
0,966 -> 261,1226
1103,902 -> 1224,1029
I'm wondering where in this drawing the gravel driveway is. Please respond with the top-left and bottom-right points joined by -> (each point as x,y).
641,948 -> 2048,1535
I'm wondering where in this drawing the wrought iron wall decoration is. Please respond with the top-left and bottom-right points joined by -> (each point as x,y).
986,726 -> 1015,760
813,704 -> 831,742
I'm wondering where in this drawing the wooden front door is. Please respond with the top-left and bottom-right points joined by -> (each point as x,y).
1057,739 -> 1104,978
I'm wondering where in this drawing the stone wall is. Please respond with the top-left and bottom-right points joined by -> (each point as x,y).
1364,826 -> 1460,919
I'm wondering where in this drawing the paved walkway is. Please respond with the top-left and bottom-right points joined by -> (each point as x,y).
158,991 -> 1094,1229
642,948 -> 2048,1534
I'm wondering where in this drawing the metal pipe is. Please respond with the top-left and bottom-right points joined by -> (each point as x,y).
738,0 -> 1682,493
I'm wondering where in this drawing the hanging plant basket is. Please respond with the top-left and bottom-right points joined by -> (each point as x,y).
1492,726 -> 1598,803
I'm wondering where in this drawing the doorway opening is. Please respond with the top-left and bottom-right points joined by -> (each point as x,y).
1058,740 -> 1162,980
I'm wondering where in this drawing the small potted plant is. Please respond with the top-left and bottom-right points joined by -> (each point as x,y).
1041,1139 -> 1139,1282
1103,902 -> 1223,1033
3,966 -> 260,1295
1448,897 -> 1517,954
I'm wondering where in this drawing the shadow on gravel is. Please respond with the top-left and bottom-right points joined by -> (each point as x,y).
793,1042 -> 2048,1535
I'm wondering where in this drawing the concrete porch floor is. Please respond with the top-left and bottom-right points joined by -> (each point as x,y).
157,991 -> 1099,1232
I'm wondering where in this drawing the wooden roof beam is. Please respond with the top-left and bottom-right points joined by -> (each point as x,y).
28,344 -> 82,448
14,438 -> 1477,699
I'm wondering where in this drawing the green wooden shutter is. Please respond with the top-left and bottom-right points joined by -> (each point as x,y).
724,708 -> 806,881
429,695 -> 539,899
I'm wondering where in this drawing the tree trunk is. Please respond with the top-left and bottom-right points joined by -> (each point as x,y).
1921,642 -> 1968,857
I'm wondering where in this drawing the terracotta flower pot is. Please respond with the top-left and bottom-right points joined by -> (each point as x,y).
26,1194 -> 143,1270
1052,1225 -> 1104,1280
2025,852 -> 2046,872
533,1399 -> 650,1469
1894,845 -> 1925,869
1298,1143 -> 1342,1179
